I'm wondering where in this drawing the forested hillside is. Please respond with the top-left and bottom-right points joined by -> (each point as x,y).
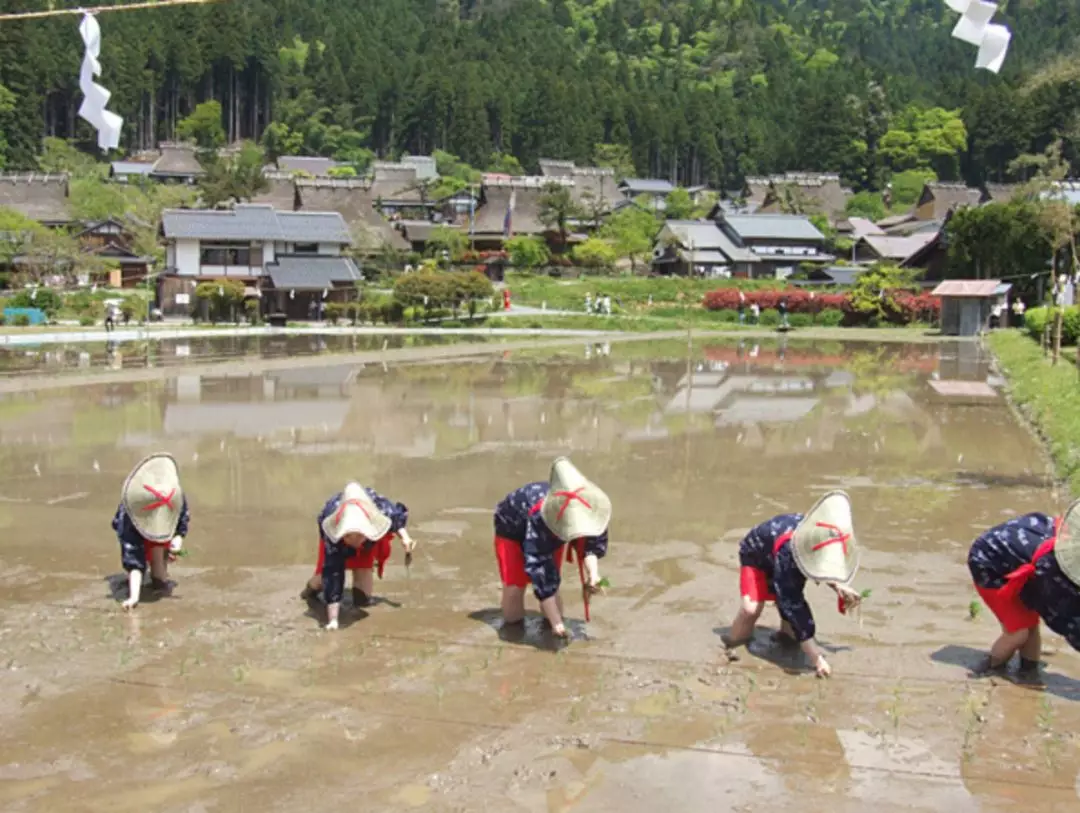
0,0 -> 1077,189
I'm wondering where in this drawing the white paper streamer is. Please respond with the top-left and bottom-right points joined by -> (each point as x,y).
78,13 -> 123,150
944,0 -> 1011,74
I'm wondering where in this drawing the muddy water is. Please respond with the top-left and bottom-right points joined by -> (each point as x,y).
0,335 -> 1077,812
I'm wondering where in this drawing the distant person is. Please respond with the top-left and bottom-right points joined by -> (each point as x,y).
722,491 -> 864,678
990,302 -> 1003,329
738,301 -> 746,325
602,295 -> 612,315
778,297 -> 790,328
104,302 -> 119,333
585,293 -> 592,314
308,300 -> 317,322
1012,298 -> 1026,323
113,454 -> 190,610
493,457 -> 610,638
301,482 -> 415,630
967,502 -> 1080,678
750,302 -> 760,324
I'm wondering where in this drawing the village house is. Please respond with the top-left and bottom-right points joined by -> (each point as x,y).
293,178 -> 409,254
651,220 -> 759,277
853,233 -> 936,265
159,203 -> 359,319
110,143 -> 204,185
877,181 -> 985,235
618,178 -> 674,211
712,212 -> 832,279
746,173 -> 852,224
790,266 -> 865,288
0,173 -> 74,227
75,218 -> 154,288
469,176 -> 572,250
369,161 -> 431,215
538,159 -> 620,215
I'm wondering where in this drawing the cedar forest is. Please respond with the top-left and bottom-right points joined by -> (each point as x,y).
0,0 -> 1078,191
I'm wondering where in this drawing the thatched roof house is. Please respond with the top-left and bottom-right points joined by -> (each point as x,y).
295,178 -> 409,252
473,177 -> 571,238
913,182 -> 985,220
749,173 -> 851,221
0,173 -> 72,225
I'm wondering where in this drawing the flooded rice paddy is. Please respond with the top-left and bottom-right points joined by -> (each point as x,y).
0,334 -> 1078,812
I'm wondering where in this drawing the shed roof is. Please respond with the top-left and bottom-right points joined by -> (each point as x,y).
161,204 -> 351,243
930,280 -> 1004,297
266,255 -> 361,290
860,233 -> 935,261
0,173 -> 72,223
620,178 -> 674,195
722,214 -> 824,242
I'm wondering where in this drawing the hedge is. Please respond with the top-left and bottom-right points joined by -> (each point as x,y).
702,288 -> 940,326
1024,306 -> 1080,347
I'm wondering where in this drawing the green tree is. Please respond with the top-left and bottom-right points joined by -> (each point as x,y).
537,183 -> 580,249
195,279 -> 246,323
177,101 -> 226,150
601,205 -> 657,272
888,170 -> 937,210
505,235 -> 550,268
663,188 -> 695,220
0,82 -> 14,169
880,107 -> 968,180
845,191 -> 886,221
572,237 -> 618,270
38,138 -> 101,177
487,152 -> 524,175
848,264 -> 920,322
426,225 -> 468,260
593,143 -> 636,179
198,141 -> 269,207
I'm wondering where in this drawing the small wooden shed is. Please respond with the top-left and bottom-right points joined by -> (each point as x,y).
931,279 -> 1011,336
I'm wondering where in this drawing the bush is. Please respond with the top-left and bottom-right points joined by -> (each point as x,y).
120,297 -> 142,324
716,308 -> 739,323
13,313 -> 30,327
325,302 -> 347,325
1026,306 -> 1080,346
245,298 -> 261,325
759,308 -> 781,326
789,313 -> 812,328
10,287 -> 62,317
79,315 -> 95,326
701,286 -> 938,326
195,279 -> 245,323
1025,307 -> 1049,341
817,308 -> 844,327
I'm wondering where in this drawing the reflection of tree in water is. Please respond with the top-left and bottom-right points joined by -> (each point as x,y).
845,347 -> 921,398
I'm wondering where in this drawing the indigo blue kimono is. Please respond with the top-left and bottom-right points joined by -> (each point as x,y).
113,498 -> 190,573
738,513 -> 818,642
968,512 -> 1080,651
317,488 -> 409,605
494,482 -> 609,601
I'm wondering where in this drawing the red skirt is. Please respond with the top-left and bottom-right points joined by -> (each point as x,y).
974,582 -> 1040,633
739,566 -> 776,603
315,534 -> 394,579
495,535 -> 565,589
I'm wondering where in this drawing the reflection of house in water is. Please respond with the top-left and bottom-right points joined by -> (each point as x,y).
663,365 -> 819,427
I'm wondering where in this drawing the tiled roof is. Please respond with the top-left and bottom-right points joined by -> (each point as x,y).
277,156 -> 341,176
660,221 -> 758,263
266,255 -> 361,290
161,204 -> 351,243
861,233 -> 935,261
620,178 -> 675,195
722,214 -> 824,242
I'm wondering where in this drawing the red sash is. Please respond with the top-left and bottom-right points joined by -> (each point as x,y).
999,516 -> 1061,602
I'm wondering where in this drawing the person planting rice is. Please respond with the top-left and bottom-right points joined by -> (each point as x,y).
301,482 -> 414,631
494,457 -> 610,638
967,501 -> 1080,677
722,491 -> 863,677
113,453 -> 190,610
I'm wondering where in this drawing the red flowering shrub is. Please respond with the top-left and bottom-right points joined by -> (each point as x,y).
702,287 -> 938,325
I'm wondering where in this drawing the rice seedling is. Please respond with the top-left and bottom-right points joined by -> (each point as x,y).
968,600 -> 982,621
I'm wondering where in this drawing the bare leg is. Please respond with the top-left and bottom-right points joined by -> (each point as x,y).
1019,623 -> 1041,661
502,585 -> 526,624
724,597 -> 765,650
301,572 -> 323,600
351,568 -> 374,607
148,546 -> 168,585
983,626 -> 1030,671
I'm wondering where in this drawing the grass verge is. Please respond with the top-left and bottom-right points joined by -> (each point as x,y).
988,329 -> 1080,495
503,272 -> 782,310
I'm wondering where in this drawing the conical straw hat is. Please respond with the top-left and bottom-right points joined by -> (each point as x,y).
121,453 -> 184,542
1053,499 -> 1080,587
321,483 -> 391,543
791,491 -> 859,584
539,457 -> 611,542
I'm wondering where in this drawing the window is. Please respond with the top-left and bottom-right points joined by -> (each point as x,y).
293,243 -> 318,254
200,243 -> 251,266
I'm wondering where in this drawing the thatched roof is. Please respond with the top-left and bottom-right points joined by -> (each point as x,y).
752,173 -> 851,220
295,178 -> 408,252
0,173 -> 72,224
539,159 -> 576,177
151,142 -> 203,178
370,163 -> 423,204
251,176 -> 298,210
984,183 -> 1020,203
918,182 -> 984,219
570,167 -> 619,211
473,177 -> 568,236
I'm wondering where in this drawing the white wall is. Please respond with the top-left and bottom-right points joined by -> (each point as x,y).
262,240 -> 275,264
199,266 -> 259,278
173,238 -> 200,276
317,243 -> 341,256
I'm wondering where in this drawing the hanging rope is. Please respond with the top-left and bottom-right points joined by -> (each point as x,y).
0,0 -> 226,22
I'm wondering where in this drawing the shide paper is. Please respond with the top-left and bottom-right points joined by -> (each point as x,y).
945,0 -> 1011,74
78,13 -> 123,151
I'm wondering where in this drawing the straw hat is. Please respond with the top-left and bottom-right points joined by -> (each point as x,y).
790,491 -> 859,584
1053,499 -> 1080,587
321,482 -> 391,544
539,457 -> 611,542
121,453 -> 184,542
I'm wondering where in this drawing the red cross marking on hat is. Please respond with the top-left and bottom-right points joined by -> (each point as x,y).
334,498 -> 372,526
142,484 -> 176,512
553,487 -> 591,521
811,522 -> 850,555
